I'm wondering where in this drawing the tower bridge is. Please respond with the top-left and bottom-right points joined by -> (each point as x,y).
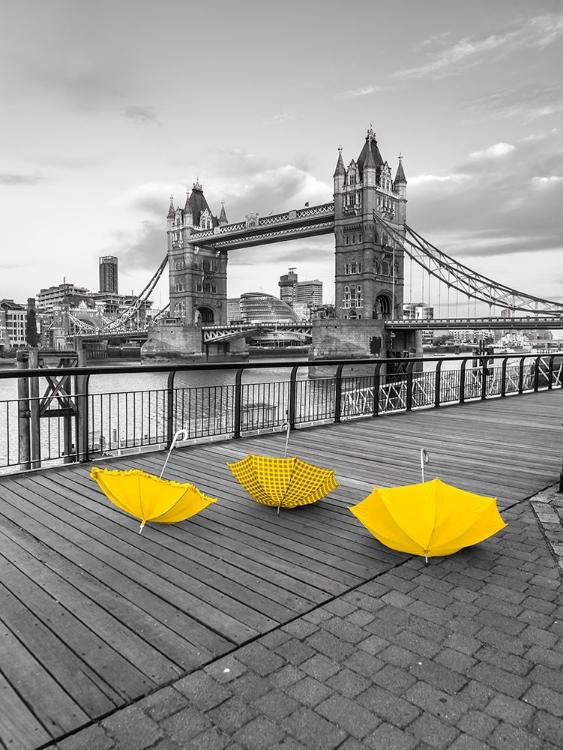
74,125 -> 563,361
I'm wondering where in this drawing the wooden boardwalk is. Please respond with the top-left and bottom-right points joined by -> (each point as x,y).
0,390 -> 562,749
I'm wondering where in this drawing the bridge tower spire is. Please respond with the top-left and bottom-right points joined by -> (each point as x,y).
333,127 -> 406,323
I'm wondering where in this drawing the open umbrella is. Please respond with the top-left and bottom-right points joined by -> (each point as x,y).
349,450 -> 506,564
227,422 -> 338,514
90,430 -> 217,532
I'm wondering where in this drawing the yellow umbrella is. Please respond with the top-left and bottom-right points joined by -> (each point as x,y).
349,477 -> 507,564
228,454 -> 338,513
90,430 -> 217,532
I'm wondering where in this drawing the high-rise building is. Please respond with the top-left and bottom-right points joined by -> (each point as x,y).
279,268 -> 298,305
99,256 -> 118,294
296,279 -> 322,306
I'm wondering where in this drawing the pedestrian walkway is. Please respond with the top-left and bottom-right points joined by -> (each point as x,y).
48,487 -> 563,750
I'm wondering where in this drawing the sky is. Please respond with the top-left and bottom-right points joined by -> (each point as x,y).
1,0 -> 562,314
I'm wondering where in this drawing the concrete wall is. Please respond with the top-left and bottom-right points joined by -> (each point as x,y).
310,318 -> 387,359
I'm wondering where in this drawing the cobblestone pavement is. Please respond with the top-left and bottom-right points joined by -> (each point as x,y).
46,488 -> 563,750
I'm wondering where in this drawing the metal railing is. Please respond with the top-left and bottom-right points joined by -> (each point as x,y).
0,352 -> 561,475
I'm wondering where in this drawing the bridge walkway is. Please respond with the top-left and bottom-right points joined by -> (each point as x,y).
1,390 -> 562,749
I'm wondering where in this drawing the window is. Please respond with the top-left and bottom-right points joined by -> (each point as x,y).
351,235 -> 356,244
345,235 -> 350,246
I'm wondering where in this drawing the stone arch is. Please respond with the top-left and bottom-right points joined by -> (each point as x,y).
373,294 -> 392,319
195,306 -> 215,324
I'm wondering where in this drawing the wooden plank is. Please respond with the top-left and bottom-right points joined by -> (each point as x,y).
0,671 -> 52,750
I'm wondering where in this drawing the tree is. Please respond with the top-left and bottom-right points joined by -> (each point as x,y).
25,302 -> 40,347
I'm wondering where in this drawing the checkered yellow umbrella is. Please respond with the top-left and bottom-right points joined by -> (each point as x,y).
349,477 -> 507,564
227,454 -> 339,513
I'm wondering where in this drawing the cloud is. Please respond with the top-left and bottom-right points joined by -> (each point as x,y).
395,13 -> 563,80
469,143 -> 515,159
0,173 -> 42,185
122,105 -> 162,126
335,85 -> 385,99
407,130 -> 563,268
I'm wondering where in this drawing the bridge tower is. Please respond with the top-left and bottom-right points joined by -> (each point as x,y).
334,127 -> 407,321
167,181 -> 228,326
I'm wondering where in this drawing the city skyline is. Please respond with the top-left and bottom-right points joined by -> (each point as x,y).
1,0 -> 562,312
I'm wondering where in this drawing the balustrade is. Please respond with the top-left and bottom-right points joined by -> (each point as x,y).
0,353 -> 561,475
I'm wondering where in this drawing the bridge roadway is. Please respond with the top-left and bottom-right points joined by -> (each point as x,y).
1,389 -> 563,749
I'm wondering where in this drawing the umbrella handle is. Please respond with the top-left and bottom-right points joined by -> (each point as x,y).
420,448 -> 429,483
160,429 -> 189,479
281,420 -> 290,458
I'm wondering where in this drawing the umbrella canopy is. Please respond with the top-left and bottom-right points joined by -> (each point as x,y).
227,454 -> 339,512
349,477 -> 507,563
90,466 -> 217,532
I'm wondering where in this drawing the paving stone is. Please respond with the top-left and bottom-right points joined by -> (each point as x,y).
362,722 -> 418,750
102,706 -> 162,750
259,629 -> 293,650
530,710 -> 563,747
446,616 -> 482,637
343,590 -> 387,613
456,681 -> 495,711
325,667 -> 372,699
175,671 -> 232,711
345,608 -> 376,627
448,734 -> 492,750
408,712 -> 460,749
184,728 -> 230,750
324,598 -> 357,617
281,620 -> 319,640
357,633 -> 390,655
406,600 -> 452,625
138,686 -> 188,722
232,715 -> 286,750
395,631 -> 443,659
409,659 -> 468,695
343,649 -> 385,678
474,645 -> 531,677
357,686 -> 420,728
280,706 -> 347,750
404,682 -> 469,724
474,626 -> 527,656
522,683 -> 563,716
274,638 -> 316,666
434,647 -> 476,674
305,629 -> 355,661
316,693 -> 381,738
371,663 -> 418,694
252,689 -> 301,721
527,662 -> 563,692
303,609 -> 333,625
56,724 -> 114,750
229,672 -> 271,703
286,676 -> 333,708
379,644 -> 420,669
364,615 -> 405,639
525,644 -> 563,669
267,665 -> 305,689
474,610 -> 526,637
205,656 -> 248,684
321,615 -> 367,644
488,720 -> 543,750
480,583 -> 527,605
484,693 -> 535,727
456,710 -> 498,740
206,697 -> 257,734
235,642 -> 285,676
380,591 -> 415,608
299,653 -> 340,682
159,706 -> 213,747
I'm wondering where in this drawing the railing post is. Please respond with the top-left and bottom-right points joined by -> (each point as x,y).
165,370 -> 177,447
406,361 -> 415,411
16,352 -> 31,471
334,364 -> 344,423
459,359 -> 467,404
518,357 -> 525,394
288,366 -> 298,429
547,355 -> 555,390
372,363 -> 382,417
533,356 -> 541,392
501,357 -> 508,397
28,348 -> 41,469
76,372 -> 90,462
480,357 -> 488,401
434,359 -> 443,408
233,367 -> 244,438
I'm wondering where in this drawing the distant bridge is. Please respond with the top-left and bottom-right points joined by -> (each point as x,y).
388,316 -> 563,331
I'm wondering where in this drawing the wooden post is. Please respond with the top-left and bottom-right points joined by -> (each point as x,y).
28,348 -> 41,469
16,352 -> 31,470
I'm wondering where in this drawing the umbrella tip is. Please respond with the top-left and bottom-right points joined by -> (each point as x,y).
139,521 -> 145,534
